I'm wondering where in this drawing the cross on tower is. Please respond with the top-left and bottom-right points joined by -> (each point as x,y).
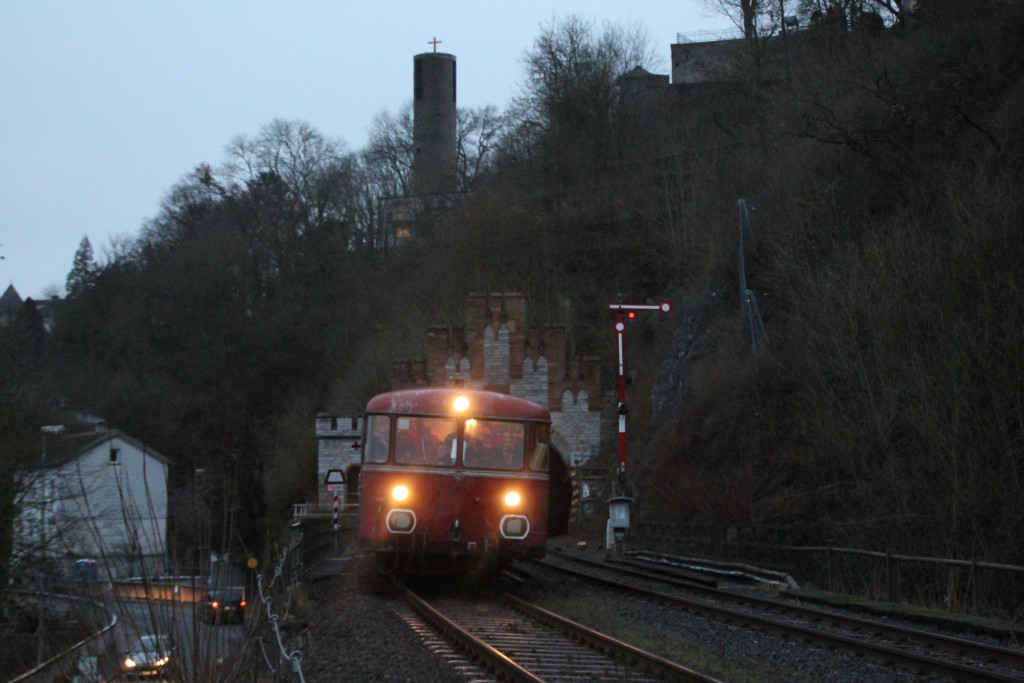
428,36 -> 442,52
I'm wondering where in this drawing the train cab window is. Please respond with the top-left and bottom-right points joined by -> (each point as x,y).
395,416 -> 458,466
364,416 -> 390,463
464,421 -> 524,470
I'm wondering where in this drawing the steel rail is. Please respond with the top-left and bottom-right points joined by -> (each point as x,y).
573,550 -> 1024,670
500,592 -> 725,683
531,556 -> 1024,683
392,577 -> 544,683
395,576 -> 723,682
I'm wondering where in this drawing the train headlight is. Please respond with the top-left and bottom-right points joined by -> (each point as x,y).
386,509 -> 417,533
500,514 -> 530,539
391,485 -> 410,502
453,395 -> 470,412
503,490 -> 521,507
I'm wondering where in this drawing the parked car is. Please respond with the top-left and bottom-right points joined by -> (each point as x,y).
120,633 -> 173,677
200,587 -> 246,624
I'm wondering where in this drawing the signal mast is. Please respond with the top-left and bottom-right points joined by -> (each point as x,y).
605,300 -> 672,552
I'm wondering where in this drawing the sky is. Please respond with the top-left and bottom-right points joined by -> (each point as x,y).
1,1 -> 726,301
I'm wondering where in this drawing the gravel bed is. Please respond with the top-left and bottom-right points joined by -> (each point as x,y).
297,557 -> 467,683
284,540 -> 951,682
522,568 -> 921,683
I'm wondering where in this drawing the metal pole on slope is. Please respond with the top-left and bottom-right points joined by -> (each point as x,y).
738,199 -> 768,353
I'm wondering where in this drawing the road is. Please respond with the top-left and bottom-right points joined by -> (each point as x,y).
101,590 -> 247,681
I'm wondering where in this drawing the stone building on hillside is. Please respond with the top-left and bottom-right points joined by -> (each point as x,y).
389,292 -> 603,470
1,284 -> 62,333
0,284 -> 23,326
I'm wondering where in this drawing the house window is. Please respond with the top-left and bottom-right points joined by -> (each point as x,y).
109,447 -> 120,464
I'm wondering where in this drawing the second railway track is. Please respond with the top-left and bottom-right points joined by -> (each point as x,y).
526,550 -> 1024,682
394,576 -> 724,682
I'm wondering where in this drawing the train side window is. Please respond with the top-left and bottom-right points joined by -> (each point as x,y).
529,443 -> 549,471
529,424 -> 550,471
364,416 -> 390,463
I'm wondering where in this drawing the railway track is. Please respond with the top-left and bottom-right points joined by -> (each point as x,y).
528,551 -> 1024,682
393,576 -> 724,682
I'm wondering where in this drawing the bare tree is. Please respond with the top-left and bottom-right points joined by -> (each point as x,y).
508,13 -> 658,196
456,105 -> 508,191
363,101 -> 509,197
362,103 -> 415,199
222,118 -> 356,239
701,0 -> 789,39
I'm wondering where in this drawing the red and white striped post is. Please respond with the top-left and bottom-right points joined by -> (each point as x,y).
606,301 -> 673,481
324,468 -> 345,554
606,300 -> 672,553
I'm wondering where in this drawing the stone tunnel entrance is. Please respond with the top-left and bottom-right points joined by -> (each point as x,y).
547,445 -> 572,537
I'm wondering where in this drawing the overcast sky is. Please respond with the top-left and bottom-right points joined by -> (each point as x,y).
1,1 -> 725,300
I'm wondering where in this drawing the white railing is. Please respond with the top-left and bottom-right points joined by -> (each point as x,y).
292,503 -> 338,518
676,28 -> 744,44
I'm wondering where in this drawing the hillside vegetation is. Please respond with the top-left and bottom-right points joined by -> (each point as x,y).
632,1 -> 1024,568
2,0 -> 1022,582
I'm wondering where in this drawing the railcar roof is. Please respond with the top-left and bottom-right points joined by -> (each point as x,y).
365,388 -> 550,421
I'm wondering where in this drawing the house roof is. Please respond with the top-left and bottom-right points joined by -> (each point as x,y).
1,285 -> 23,313
621,65 -> 657,78
38,428 -> 172,470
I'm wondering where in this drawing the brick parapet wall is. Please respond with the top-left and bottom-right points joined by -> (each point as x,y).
386,292 -> 604,466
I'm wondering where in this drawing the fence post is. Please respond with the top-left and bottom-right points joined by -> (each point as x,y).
886,551 -> 896,602
826,547 -> 834,592
970,559 -> 979,612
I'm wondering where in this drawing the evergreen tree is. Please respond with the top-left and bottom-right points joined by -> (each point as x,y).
66,236 -> 97,297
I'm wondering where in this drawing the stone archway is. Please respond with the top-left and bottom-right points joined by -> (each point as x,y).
546,433 -> 574,537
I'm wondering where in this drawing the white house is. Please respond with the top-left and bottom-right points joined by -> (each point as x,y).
15,427 -> 171,579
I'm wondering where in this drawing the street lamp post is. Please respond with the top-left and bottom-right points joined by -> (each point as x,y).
36,425 -> 64,665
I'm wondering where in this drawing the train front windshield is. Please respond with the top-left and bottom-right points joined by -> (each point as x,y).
463,420 -> 523,470
363,414 -> 547,472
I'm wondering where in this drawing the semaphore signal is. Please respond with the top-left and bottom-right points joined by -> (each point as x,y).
606,301 -> 673,479
605,300 -> 672,554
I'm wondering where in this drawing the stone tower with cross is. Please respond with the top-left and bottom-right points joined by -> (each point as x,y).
412,43 -> 457,196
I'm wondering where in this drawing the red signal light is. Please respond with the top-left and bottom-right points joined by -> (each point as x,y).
627,311 -> 636,320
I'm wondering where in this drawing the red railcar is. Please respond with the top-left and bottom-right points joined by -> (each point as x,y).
358,387 -> 551,574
